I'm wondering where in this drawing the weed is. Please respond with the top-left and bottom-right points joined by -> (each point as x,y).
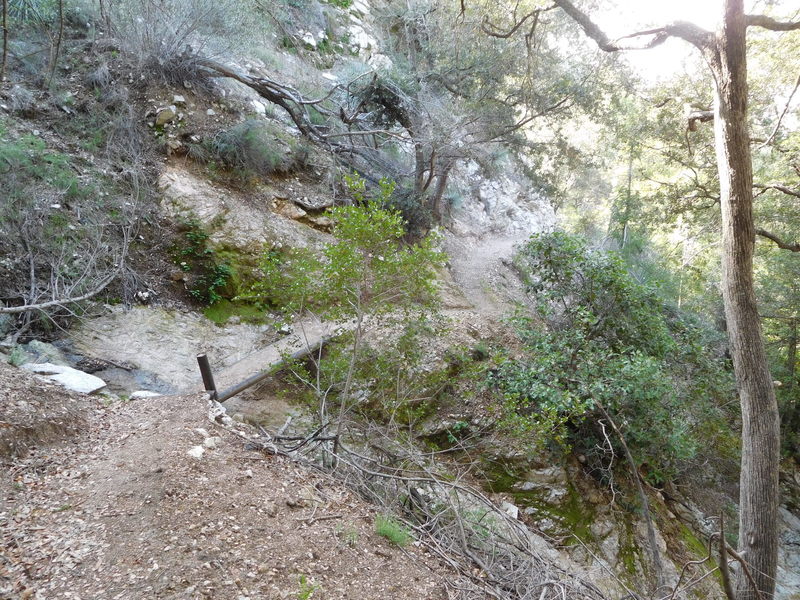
335,523 -> 360,547
296,574 -> 320,599
171,219 -> 232,305
375,514 -> 411,547
8,347 -> 28,367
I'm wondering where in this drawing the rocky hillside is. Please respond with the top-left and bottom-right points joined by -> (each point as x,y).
2,1 -> 800,599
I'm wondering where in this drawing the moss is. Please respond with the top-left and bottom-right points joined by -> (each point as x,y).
203,300 -> 267,325
618,522 -> 641,577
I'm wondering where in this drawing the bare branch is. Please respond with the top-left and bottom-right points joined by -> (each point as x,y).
756,228 -> 800,252
481,8 -> 548,39
758,73 -> 800,148
746,14 -> 800,31
0,269 -> 119,314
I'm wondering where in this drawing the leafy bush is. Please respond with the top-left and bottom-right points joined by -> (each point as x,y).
495,232 -> 735,484
241,177 -> 446,441
172,218 -> 231,305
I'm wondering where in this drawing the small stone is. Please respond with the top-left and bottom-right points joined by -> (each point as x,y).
278,324 -> 293,335
173,94 -> 186,105
206,108 -> 216,116
187,446 -> 205,459
203,436 -> 221,449
130,390 -> 162,399
500,501 -> 519,520
244,469 -> 254,478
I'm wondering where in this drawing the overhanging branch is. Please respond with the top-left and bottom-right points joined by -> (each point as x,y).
746,14 -> 800,31
754,183 -> 800,199
756,228 -> 800,252
552,0 -> 713,51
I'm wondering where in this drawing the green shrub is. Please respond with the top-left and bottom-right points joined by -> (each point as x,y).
495,232 -> 735,483
204,120 -> 308,180
172,219 -> 232,305
375,514 -> 411,547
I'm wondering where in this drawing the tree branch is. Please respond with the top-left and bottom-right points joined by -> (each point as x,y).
754,183 -> 800,199
688,109 -> 714,131
553,0 -> 713,51
758,73 -> 800,148
746,14 -> 800,31
756,228 -> 800,252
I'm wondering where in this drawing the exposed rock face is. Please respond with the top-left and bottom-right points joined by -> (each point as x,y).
158,167 -> 331,254
777,507 -> 800,598
21,363 -> 106,394
448,161 -> 556,237
70,306 -> 278,393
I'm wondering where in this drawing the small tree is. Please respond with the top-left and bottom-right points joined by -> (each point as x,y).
244,177 -> 445,461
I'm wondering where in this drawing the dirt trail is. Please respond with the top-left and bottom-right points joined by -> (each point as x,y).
443,233 -> 528,318
1,385 -> 451,599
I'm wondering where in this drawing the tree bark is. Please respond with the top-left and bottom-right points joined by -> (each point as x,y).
708,3 -> 780,598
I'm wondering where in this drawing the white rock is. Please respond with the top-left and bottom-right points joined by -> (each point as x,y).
206,108 -> 216,116
250,100 -> 266,115
195,428 -> 210,438
301,31 -> 317,48
501,501 -> 519,520
203,436 -> 222,449
187,445 -> 205,459
130,390 -> 162,399
21,362 -> 106,394
173,94 -> 186,105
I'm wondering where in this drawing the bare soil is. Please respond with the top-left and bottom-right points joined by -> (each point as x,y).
0,384 -> 453,599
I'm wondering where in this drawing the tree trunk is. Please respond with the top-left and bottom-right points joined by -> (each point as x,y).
710,2 -> 780,597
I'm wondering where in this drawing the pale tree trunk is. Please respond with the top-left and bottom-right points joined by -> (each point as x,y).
709,2 -> 780,598
549,0 -> 783,596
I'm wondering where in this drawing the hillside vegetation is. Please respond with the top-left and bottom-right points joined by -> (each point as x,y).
2,1 -> 800,599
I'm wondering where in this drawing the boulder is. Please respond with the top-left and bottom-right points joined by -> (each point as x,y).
273,199 -> 307,220
24,340 -> 69,366
21,362 -> 106,394
155,105 -> 177,126
292,195 -> 334,211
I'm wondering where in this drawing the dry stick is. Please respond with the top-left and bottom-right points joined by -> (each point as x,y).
1,0 -> 7,83
46,0 -> 64,88
719,516 -> 737,600
664,532 -> 719,600
594,401 -> 666,593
